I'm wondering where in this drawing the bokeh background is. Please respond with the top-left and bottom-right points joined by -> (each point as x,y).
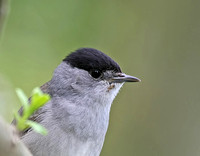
0,0 -> 200,155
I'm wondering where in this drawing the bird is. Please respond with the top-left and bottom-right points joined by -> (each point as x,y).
13,48 -> 140,156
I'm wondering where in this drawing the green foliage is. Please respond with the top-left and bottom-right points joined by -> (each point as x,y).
14,87 -> 50,135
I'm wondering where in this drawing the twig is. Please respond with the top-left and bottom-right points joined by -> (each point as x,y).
0,117 -> 32,156
0,0 -> 10,41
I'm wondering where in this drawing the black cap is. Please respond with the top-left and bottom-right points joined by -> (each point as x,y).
63,48 -> 121,73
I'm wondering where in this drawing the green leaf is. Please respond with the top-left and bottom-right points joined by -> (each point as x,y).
32,87 -> 43,96
14,112 -> 27,130
29,93 -> 50,116
15,87 -> 50,135
26,120 -> 48,136
32,95 -> 50,108
14,111 -> 21,121
16,88 -> 29,112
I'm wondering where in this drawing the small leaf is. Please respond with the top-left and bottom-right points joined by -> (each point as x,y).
16,88 -> 29,112
15,87 -> 50,135
32,87 -> 43,96
26,120 -> 48,136
29,95 -> 50,116
32,95 -> 50,109
14,112 -> 28,130
14,111 -> 21,121
14,111 -> 23,129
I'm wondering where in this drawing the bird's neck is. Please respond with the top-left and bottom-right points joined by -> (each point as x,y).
51,92 -> 112,137
48,94 -> 111,155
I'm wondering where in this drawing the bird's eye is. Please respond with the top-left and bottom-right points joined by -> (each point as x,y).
90,70 -> 103,79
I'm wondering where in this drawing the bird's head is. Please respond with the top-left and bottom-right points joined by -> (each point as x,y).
50,48 -> 140,106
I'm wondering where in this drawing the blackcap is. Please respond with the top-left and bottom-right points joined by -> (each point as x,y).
14,48 -> 140,156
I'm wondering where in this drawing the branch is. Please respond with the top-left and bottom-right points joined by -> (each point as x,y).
0,117 -> 32,156
0,0 -> 9,41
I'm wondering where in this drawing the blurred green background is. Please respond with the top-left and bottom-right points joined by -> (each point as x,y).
0,0 -> 200,155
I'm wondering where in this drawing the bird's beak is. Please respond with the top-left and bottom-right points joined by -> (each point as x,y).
111,73 -> 141,83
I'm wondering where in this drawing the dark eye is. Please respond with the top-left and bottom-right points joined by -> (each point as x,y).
90,70 -> 103,79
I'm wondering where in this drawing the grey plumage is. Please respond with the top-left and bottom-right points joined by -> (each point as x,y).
13,48 -> 140,156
